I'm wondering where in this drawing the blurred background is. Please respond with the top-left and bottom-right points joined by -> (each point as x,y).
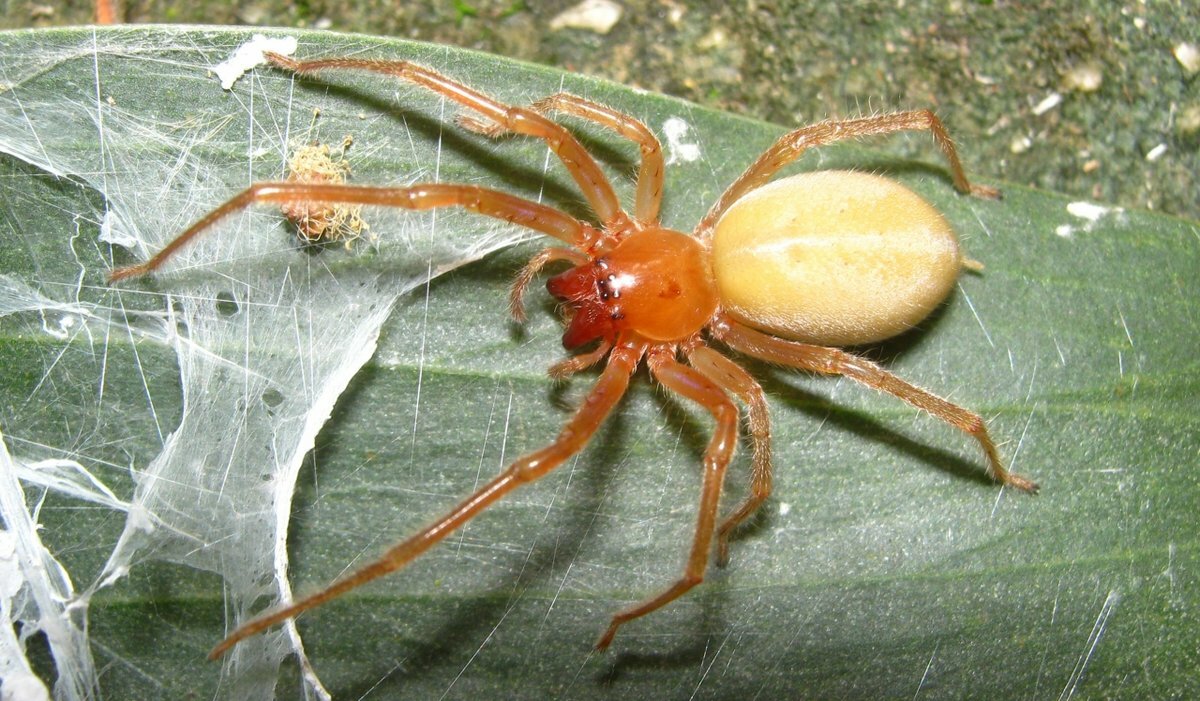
4,0 -> 1198,221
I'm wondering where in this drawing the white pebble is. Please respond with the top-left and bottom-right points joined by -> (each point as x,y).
1032,92 -> 1062,116
1174,42 -> 1200,75
549,0 -> 623,35
1144,143 -> 1167,161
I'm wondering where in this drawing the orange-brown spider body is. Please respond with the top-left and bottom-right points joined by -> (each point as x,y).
548,227 -> 717,348
108,52 -> 1037,661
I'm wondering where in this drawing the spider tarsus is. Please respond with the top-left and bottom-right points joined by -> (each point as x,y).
547,341 -> 610,379
264,51 -> 298,71
108,263 -> 149,283
507,299 -> 528,324
970,183 -> 1002,200
1004,472 -> 1040,494
715,540 -> 731,568
594,624 -> 618,652
988,453 -> 1039,493
547,361 -> 577,380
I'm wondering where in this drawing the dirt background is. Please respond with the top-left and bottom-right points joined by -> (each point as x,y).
6,0 -> 1199,221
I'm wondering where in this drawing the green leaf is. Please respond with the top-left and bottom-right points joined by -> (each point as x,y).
2,26 -> 1197,699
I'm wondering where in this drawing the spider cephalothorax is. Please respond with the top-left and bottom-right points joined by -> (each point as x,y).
109,50 -> 1037,661
547,227 -> 718,348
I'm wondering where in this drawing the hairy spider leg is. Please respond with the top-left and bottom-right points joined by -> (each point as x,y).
463,92 -> 666,228
529,94 -> 665,226
687,346 -> 773,566
712,316 -> 1039,493
594,347 -> 740,650
209,338 -> 647,660
547,339 -> 613,380
107,183 -> 597,281
696,110 -> 999,238
265,53 -> 632,234
508,246 -> 588,323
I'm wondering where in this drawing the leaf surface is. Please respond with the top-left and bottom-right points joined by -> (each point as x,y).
0,26 -> 1196,700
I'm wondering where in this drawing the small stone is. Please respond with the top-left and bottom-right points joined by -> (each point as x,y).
664,0 -> 685,26
698,28 -> 728,51
1174,42 -> 1200,75
1063,63 -> 1103,92
549,0 -> 623,35
1032,92 -> 1062,116
1176,104 -> 1200,138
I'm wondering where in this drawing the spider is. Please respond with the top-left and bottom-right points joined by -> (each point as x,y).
109,52 -> 1038,660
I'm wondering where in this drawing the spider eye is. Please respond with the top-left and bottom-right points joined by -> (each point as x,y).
598,273 -> 621,301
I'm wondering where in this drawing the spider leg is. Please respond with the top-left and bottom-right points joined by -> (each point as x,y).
697,110 -> 998,237
509,246 -> 588,323
532,94 -> 665,227
548,340 -> 611,380
209,339 -> 646,660
595,348 -> 738,650
713,317 -> 1038,493
465,93 -> 665,226
109,182 -> 597,281
266,53 -> 629,231
687,346 -> 773,567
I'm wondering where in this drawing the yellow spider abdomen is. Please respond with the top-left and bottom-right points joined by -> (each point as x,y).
711,170 -> 964,346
